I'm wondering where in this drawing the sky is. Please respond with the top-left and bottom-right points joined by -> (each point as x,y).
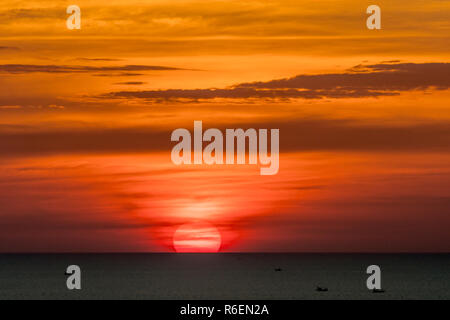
0,0 -> 449,252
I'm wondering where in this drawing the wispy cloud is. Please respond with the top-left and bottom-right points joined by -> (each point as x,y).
114,81 -> 146,85
105,62 -> 450,102
1,119 -> 449,157
0,46 -> 19,50
0,64 -> 185,74
74,58 -> 123,62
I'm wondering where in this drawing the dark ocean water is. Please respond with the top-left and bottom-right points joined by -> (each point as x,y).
0,253 -> 448,300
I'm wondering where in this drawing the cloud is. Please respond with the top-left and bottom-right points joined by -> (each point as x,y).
0,105 -> 22,109
114,81 -> 146,85
0,46 -> 19,50
74,58 -> 123,62
0,8 -> 61,20
105,62 -> 450,101
0,127 -> 170,156
0,64 -> 185,74
230,195 -> 450,252
1,119 -> 450,157
94,73 -> 145,77
0,172 -> 162,252
240,62 -> 450,90
0,104 -> 65,110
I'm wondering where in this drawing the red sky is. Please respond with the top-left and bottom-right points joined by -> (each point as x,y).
0,0 -> 449,252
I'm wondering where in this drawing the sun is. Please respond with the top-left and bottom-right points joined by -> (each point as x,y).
173,222 -> 222,253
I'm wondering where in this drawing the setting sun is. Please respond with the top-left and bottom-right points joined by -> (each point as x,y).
173,222 -> 222,253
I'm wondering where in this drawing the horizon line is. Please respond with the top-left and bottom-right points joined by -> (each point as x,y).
1,251 -> 449,254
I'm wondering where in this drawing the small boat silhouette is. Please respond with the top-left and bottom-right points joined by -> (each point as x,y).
316,286 -> 328,292
372,288 -> 385,293
274,268 -> 282,272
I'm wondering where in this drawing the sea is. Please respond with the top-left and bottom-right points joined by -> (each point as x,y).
0,253 -> 448,300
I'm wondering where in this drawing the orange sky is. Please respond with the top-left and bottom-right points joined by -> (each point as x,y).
0,0 -> 449,252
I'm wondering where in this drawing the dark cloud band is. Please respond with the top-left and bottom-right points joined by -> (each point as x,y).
106,62 -> 450,101
0,64 -> 184,74
1,119 -> 449,157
